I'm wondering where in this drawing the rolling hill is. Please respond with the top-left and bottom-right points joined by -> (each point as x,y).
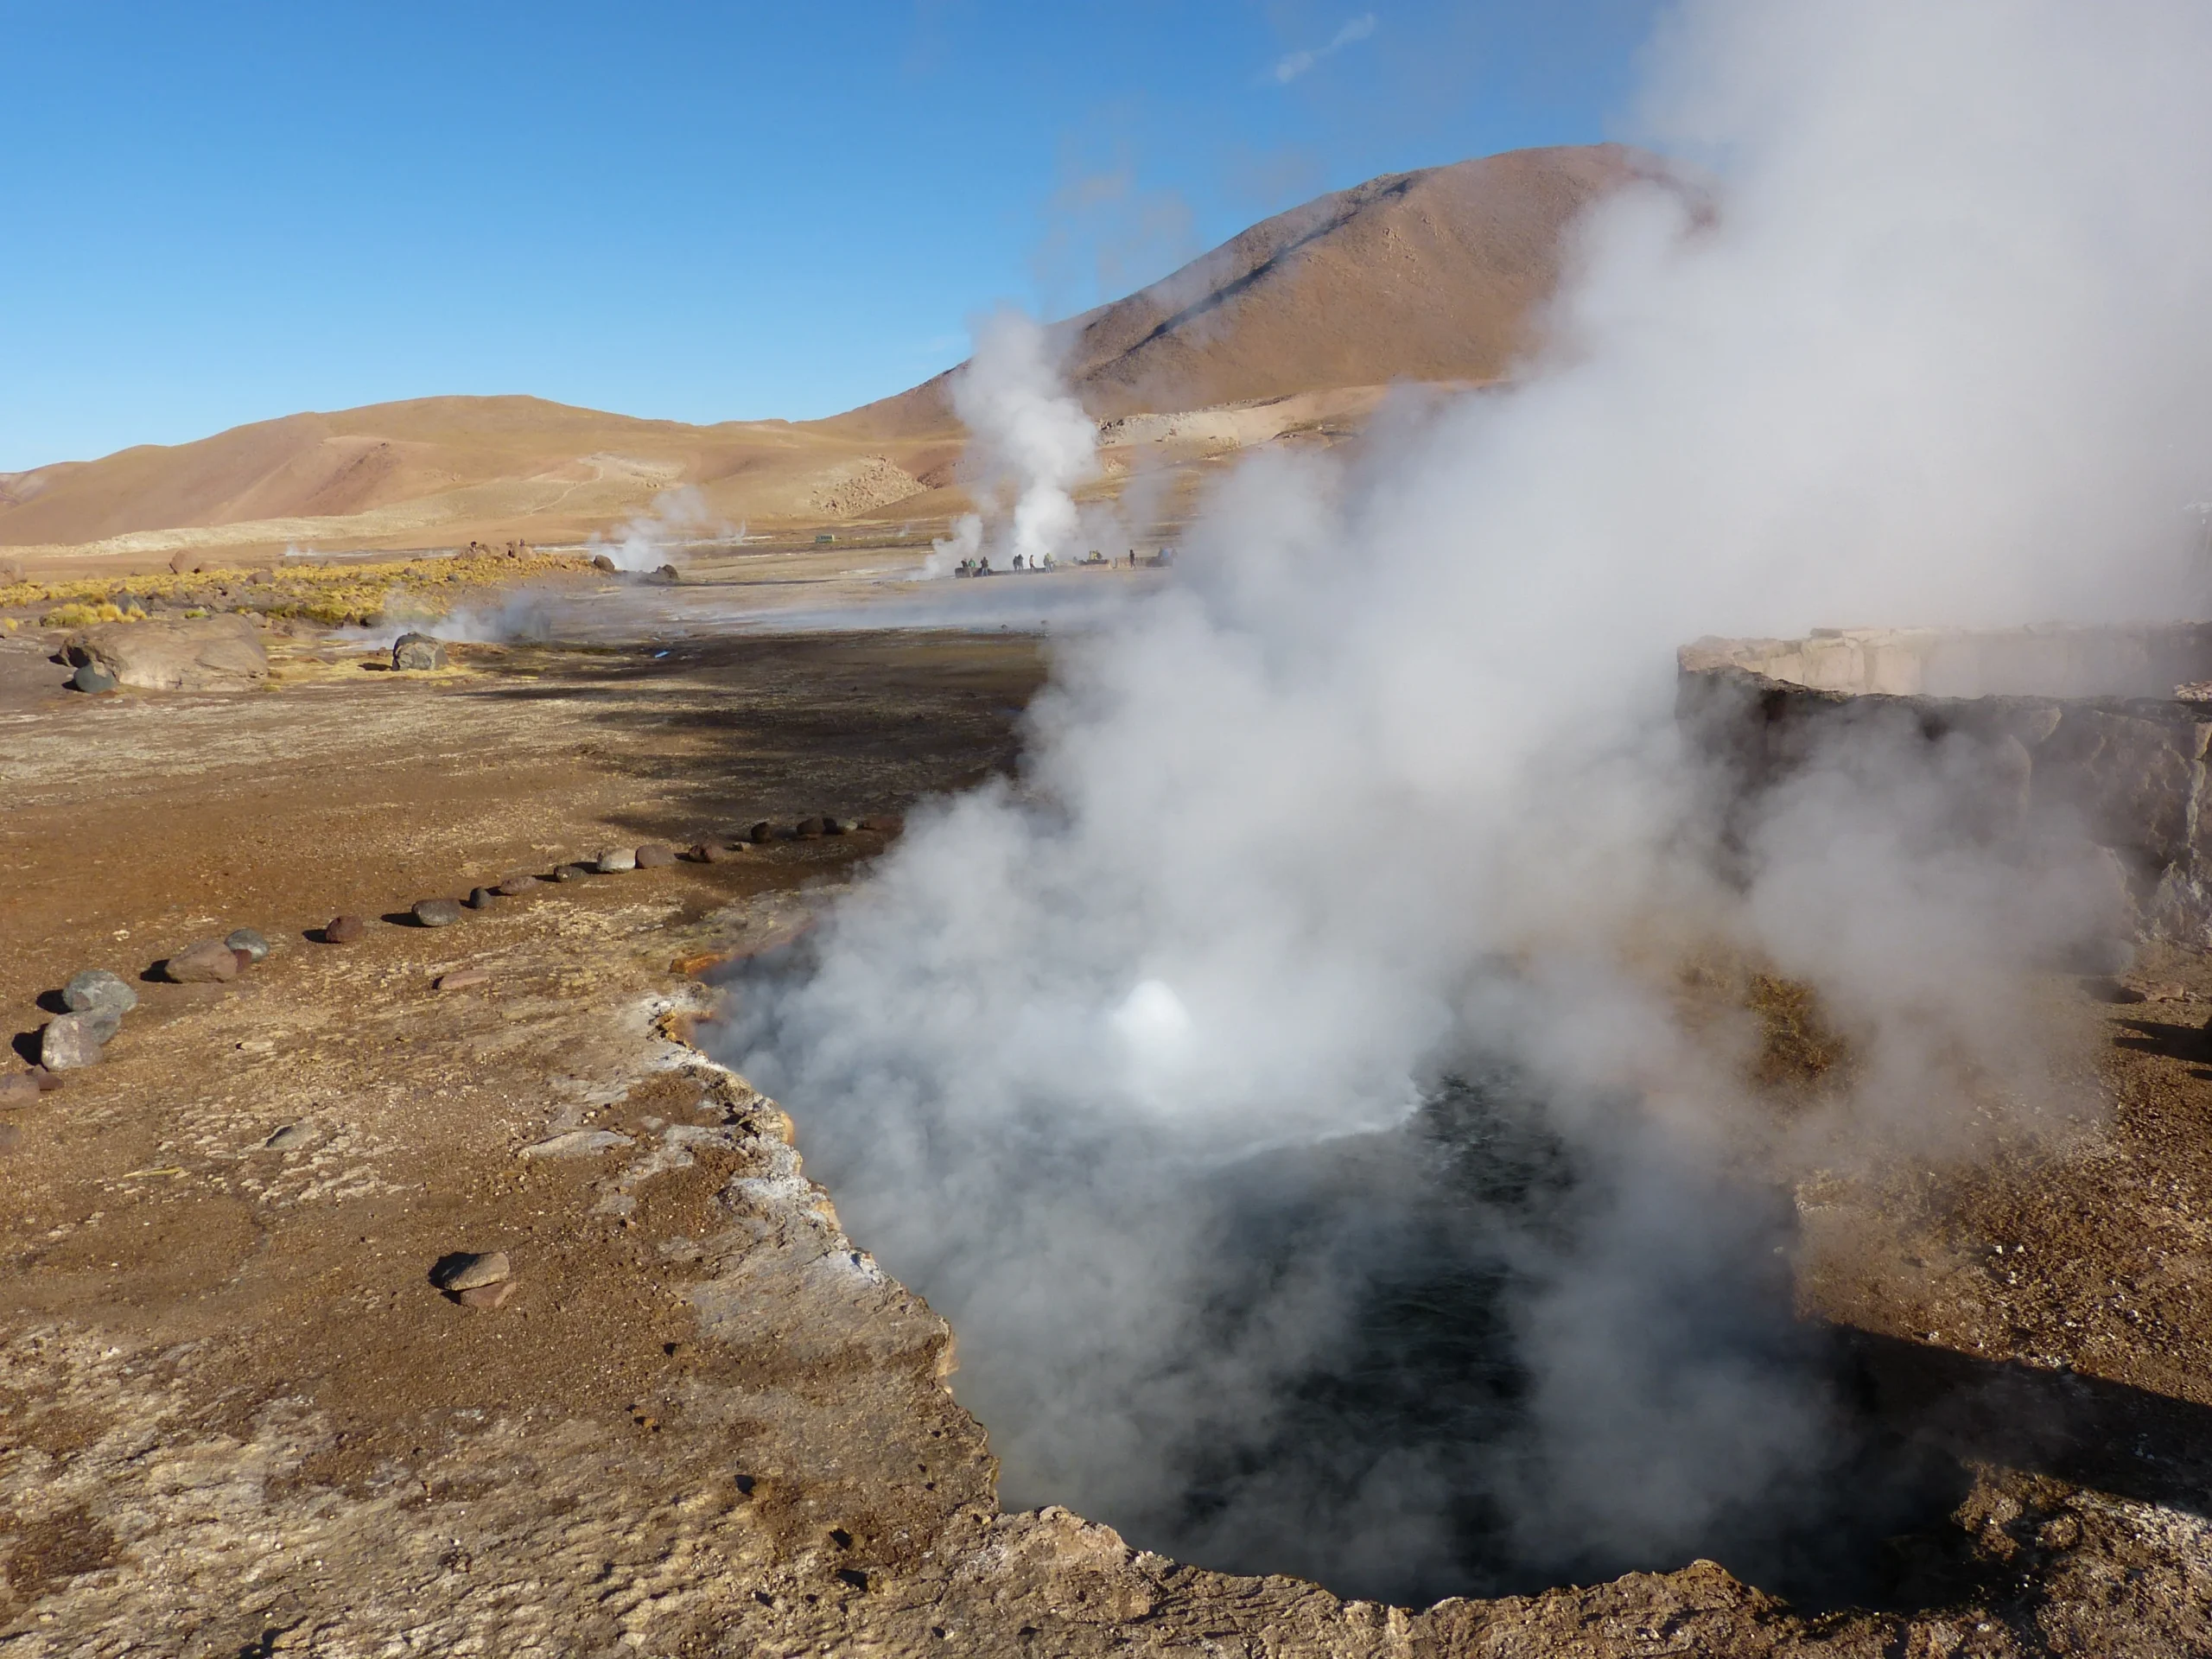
0,143 -> 1669,568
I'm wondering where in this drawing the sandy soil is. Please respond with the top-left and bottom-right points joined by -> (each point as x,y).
2,586 -> 2210,1655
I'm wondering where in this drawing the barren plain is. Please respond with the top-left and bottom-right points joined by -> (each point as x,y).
0,549 -> 2206,1656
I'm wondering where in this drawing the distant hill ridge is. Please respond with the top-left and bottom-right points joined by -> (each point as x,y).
1,144 -> 1669,560
822,143 -> 1673,437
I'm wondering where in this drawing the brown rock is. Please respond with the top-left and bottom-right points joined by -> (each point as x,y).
456,1280 -> 516,1309
860,814 -> 906,836
496,874 -> 542,896
63,613 -> 268,691
164,938 -> 240,982
28,1065 -> 62,1093
795,816 -> 830,838
432,1250 -> 511,1292
747,820 -> 775,843
695,842 -> 745,863
0,1074 -> 40,1109
435,969 -> 492,990
634,844 -> 677,868
324,915 -> 367,944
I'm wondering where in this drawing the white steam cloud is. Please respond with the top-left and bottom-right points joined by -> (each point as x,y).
722,0 -> 2212,1604
594,484 -> 726,573
926,310 -> 1098,575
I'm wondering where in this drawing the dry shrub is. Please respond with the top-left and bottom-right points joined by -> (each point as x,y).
1745,969 -> 1856,1096
3,551 -> 589,628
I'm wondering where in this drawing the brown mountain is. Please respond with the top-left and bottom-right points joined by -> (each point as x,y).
1,143 -> 1667,565
821,143 -> 1675,440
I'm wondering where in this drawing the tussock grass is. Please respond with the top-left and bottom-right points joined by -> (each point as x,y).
1,551 -> 592,627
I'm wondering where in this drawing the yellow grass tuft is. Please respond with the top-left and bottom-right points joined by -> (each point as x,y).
0,551 -> 591,623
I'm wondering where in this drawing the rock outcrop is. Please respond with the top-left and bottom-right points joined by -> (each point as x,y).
63,613 -> 267,691
1680,624 -> 2212,946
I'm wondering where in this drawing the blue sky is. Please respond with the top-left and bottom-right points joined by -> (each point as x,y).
0,1 -> 1659,471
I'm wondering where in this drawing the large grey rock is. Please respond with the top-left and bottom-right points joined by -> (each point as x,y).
63,969 -> 137,1017
165,938 -> 241,982
413,898 -> 464,927
70,663 -> 118,694
594,848 -> 637,873
392,632 -> 448,671
41,1010 -> 119,1070
64,613 -> 267,691
225,927 -> 270,963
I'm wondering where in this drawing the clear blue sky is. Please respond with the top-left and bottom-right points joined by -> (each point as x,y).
0,1 -> 1659,472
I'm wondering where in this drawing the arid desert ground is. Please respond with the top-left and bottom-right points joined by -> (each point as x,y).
0,542 -> 2209,1656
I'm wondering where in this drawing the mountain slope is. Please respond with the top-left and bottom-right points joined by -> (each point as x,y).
1,143 -> 1668,560
820,143 -> 1673,440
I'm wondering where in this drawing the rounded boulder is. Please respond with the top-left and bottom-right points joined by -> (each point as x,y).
165,938 -> 242,982
63,968 -> 138,1018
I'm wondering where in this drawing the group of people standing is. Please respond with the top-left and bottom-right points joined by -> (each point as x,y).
951,547 -> 1174,578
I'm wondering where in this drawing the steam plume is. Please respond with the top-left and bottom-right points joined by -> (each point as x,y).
927,310 -> 1098,575
594,484 -> 725,573
722,0 -> 2212,1603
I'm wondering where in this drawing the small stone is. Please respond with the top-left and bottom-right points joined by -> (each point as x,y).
263,1123 -> 315,1150
435,969 -> 491,990
164,938 -> 240,982
225,928 -> 270,963
594,848 -> 638,873
591,553 -> 618,574
551,864 -> 589,882
324,914 -> 367,944
63,969 -> 137,1017
694,842 -> 744,863
465,887 -> 496,909
236,1039 -> 275,1054
747,820 -> 774,844
0,1074 -> 40,1109
859,815 -> 905,836
456,1280 -> 516,1309
413,898 -> 464,927
496,874 -> 542,896
432,1250 -> 512,1292
794,816 -> 829,838
41,1011 -> 118,1071
28,1066 -> 62,1093
634,844 -> 677,868
654,563 -> 679,582
391,632 -> 448,671
817,816 -> 846,836
71,663 -> 118,694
